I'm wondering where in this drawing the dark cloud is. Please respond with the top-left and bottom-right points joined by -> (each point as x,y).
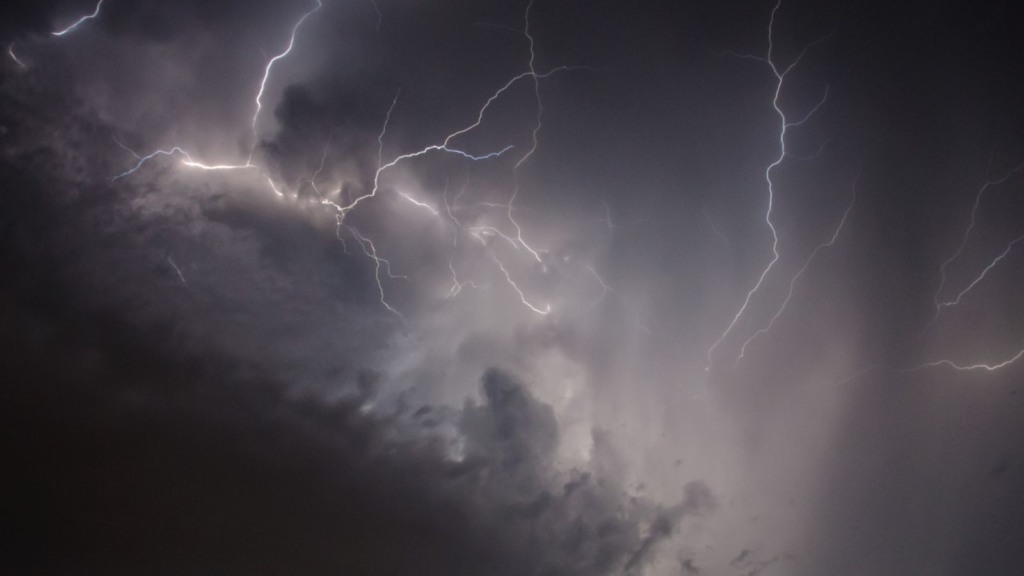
0,291 -> 706,574
623,482 -> 715,574
0,80 -> 706,568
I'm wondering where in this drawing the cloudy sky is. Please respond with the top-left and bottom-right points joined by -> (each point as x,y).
2,0 -> 1023,574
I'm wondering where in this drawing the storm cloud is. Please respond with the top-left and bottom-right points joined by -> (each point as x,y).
3,0 -> 1024,574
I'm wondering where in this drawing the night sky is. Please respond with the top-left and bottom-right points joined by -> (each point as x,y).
2,0 -> 1024,574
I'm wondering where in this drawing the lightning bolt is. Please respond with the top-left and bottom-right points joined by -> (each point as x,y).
585,264 -> 651,333
166,256 -> 187,285
923,161 -> 1024,328
251,0 -> 323,136
344,225 -> 407,318
704,0 -> 830,372
7,44 -> 26,68
313,91 -> 514,315
107,0 -> 587,318
318,1 -> 591,316
397,191 -> 440,216
490,253 -> 550,315
913,347 -> 1024,372
735,181 -> 857,366
111,144 -> 258,180
110,0 -> 327,188
7,0 -> 105,69
466,226 -> 520,249
309,129 -> 339,198
440,177 -> 545,311
840,338 -> 1024,383
51,0 -> 104,37
833,183 -> 1024,383
937,233 -> 1024,310
444,255 -> 489,299
505,0 -> 547,264
441,182 -> 489,298
892,162 -> 1024,375
331,90 -> 515,220
341,59 -> 570,232
444,195 -> 546,312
